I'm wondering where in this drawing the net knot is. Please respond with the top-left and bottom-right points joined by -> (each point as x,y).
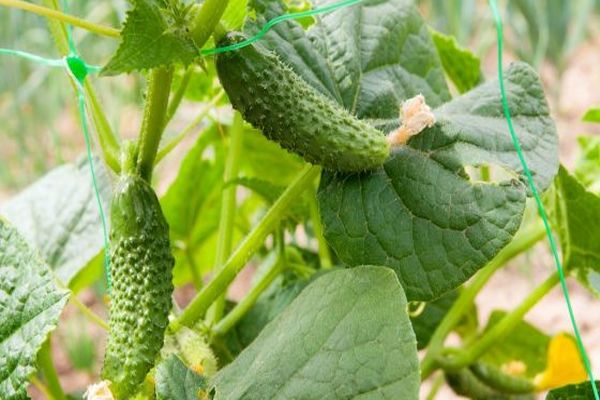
65,55 -> 89,83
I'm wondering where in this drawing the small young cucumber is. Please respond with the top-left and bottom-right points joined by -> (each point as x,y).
470,362 -> 535,394
102,173 -> 174,398
215,32 -> 390,172
445,368 -> 535,400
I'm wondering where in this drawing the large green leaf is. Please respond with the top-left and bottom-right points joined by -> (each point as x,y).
0,219 -> 69,399
102,0 -> 199,75
319,62 -> 557,301
552,166 -> 600,297
155,354 -> 209,400
1,157 -> 112,285
246,0 -> 451,115
161,125 -> 225,284
211,266 -> 419,399
546,381 -> 600,399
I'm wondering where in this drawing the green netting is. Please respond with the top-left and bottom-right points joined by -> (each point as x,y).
488,0 -> 598,397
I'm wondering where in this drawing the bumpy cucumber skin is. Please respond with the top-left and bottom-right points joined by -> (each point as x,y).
216,33 -> 390,172
102,174 -> 174,398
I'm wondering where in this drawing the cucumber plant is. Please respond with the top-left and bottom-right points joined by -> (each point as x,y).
0,0 -> 599,399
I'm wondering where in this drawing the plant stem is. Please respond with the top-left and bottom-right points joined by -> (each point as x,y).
1,0 -> 120,38
69,293 -> 109,331
212,251 -> 283,336
425,373 -> 445,400
155,90 -> 224,163
438,273 -> 560,371
42,0 -> 121,173
206,111 -> 245,325
189,0 -> 230,48
137,67 -> 174,181
30,376 -> 52,399
84,80 -> 121,172
420,220 -> 546,379
165,66 -> 194,124
171,165 -> 320,331
307,188 -> 332,269
37,338 -> 66,400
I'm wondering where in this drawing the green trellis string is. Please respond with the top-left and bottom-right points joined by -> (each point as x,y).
489,0 -> 599,397
1,0 -> 598,393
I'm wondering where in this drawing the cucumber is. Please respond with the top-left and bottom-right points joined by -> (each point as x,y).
102,172 -> 174,398
470,362 -> 534,394
215,32 -> 390,172
445,369 -> 535,400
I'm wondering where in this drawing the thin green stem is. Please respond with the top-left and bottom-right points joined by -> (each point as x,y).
84,80 -> 121,172
1,0 -> 120,38
438,273 -> 560,371
307,188 -> 332,268
213,251 -> 283,336
137,67 -> 174,180
37,338 -> 66,400
42,0 -> 121,173
30,376 -> 52,399
165,66 -> 194,124
425,373 -> 445,400
69,293 -> 108,331
206,111 -> 245,325
420,220 -> 546,379
189,0 -> 230,48
155,90 -> 224,163
171,165 -> 320,331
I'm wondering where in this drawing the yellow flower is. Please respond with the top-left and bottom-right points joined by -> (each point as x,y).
534,333 -> 587,390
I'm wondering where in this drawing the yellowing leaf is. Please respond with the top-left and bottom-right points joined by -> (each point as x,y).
535,333 -> 587,390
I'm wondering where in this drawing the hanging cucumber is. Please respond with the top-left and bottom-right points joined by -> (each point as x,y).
445,368 -> 535,400
215,32 -> 391,172
102,149 -> 175,398
470,362 -> 535,394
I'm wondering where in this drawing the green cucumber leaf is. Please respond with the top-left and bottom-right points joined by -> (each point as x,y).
582,108 -> 600,123
430,28 -> 482,93
219,270 -> 311,360
411,289 -> 458,350
222,0 -> 250,30
211,266 -> 419,399
246,0 -> 451,115
0,219 -> 69,399
155,354 -> 209,400
552,166 -> 600,297
1,157 -> 112,286
574,136 -> 600,194
319,62 -> 557,301
481,310 -> 550,379
102,0 -> 199,76
240,128 -> 305,184
161,125 -> 225,285
546,381 -> 600,399
227,177 -> 309,223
